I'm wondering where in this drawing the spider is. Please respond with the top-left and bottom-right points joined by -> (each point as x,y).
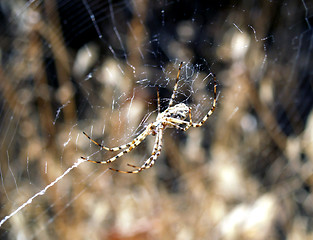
81,62 -> 217,173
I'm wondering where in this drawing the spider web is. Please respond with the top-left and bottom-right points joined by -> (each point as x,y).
0,0 -> 313,239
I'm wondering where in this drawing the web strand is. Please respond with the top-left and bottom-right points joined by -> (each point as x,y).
0,159 -> 86,227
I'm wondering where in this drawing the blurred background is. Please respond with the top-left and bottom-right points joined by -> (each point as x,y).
0,0 -> 313,239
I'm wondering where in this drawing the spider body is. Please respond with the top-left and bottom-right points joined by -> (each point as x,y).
145,103 -> 190,138
81,62 -> 217,173
158,103 -> 190,122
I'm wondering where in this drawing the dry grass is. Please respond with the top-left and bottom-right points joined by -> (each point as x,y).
0,0 -> 312,239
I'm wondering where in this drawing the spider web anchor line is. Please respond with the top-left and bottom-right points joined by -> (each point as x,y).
0,158 -> 86,228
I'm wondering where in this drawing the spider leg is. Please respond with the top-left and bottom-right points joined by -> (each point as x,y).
163,116 -> 192,131
109,126 -> 163,173
126,163 -> 141,169
163,117 -> 185,125
83,131 -> 146,152
192,74 -> 217,127
181,108 -> 193,131
157,86 -> 161,114
168,62 -> 183,107
81,125 -> 152,164
139,127 -> 163,170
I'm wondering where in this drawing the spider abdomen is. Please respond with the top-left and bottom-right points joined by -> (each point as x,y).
160,103 -> 189,120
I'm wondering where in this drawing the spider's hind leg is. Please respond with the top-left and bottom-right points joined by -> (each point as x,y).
82,125 -> 152,164
109,127 -> 163,174
83,132 -> 128,151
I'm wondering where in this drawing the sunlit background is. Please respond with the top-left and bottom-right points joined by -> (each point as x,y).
0,0 -> 313,239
